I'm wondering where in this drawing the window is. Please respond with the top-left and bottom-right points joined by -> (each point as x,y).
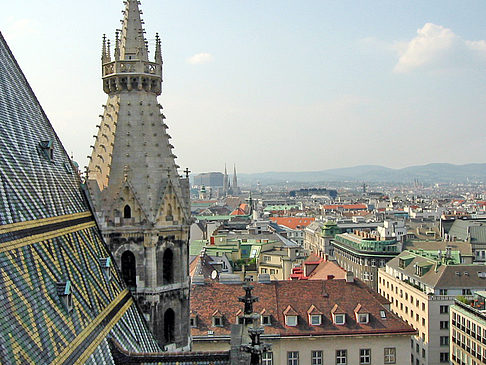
190,317 -> 197,327
422,349 -> 425,358
312,351 -> 323,365
439,305 -> 448,314
287,351 -> 299,365
380,310 -> 387,319
334,314 -> 345,325
270,269 -> 275,275
358,313 -> 369,324
286,315 -> 298,326
262,315 -> 271,325
123,204 -> 132,218
384,348 -> 396,364
360,349 -> 371,364
121,250 -> 137,288
263,255 -> 271,262
439,352 -> 449,363
163,248 -> 174,284
262,352 -> 273,365
336,350 -> 347,364
462,288 -> 472,295
439,289 -> 448,295
440,320 -> 449,330
440,336 -> 449,346
213,316 -> 223,326
164,308 -> 175,343
310,314 -> 321,326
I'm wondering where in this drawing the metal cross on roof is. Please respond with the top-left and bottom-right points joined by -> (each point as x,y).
184,167 -> 191,178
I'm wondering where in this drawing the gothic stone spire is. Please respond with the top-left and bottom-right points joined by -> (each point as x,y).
86,0 -> 191,349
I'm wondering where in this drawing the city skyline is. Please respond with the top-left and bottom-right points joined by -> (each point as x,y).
2,0 -> 486,173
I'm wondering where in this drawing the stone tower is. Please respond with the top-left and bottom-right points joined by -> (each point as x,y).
87,0 -> 191,350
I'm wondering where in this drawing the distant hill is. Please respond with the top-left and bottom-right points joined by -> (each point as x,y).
237,163 -> 486,184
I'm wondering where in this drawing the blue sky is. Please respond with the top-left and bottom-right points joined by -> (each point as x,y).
2,1 -> 486,173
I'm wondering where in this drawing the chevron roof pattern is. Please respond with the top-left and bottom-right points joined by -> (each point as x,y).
0,31 -> 161,364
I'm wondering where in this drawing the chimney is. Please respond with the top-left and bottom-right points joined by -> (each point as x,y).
258,273 -> 271,284
345,271 -> 354,283
446,246 -> 452,259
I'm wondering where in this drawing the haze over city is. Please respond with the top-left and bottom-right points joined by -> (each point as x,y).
2,0 -> 486,173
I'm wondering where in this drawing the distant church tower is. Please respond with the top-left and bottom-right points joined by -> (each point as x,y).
87,0 -> 191,350
232,164 -> 240,195
222,164 -> 229,196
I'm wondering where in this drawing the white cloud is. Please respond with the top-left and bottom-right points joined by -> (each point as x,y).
187,52 -> 214,65
394,23 -> 486,73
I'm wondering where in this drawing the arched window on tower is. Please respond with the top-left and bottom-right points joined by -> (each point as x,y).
166,203 -> 173,221
123,204 -> 132,218
121,251 -> 136,289
164,308 -> 175,343
163,248 -> 174,284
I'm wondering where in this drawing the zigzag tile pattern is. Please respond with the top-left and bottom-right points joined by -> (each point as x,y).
0,32 -> 160,364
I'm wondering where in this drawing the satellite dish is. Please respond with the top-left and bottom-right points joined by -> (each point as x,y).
211,270 -> 218,280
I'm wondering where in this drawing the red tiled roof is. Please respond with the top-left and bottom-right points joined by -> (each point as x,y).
308,261 -> 346,280
322,204 -> 367,210
269,217 -> 315,230
190,280 -> 415,338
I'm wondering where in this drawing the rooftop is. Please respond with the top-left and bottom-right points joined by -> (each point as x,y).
191,280 -> 415,338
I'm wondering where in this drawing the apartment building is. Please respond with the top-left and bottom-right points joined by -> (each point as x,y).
450,291 -> 486,365
333,231 -> 401,290
191,277 -> 416,365
379,248 -> 486,365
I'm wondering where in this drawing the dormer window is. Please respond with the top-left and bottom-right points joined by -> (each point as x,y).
283,305 -> 299,327
333,313 -> 345,325
212,309 -> 224,327
213,316 -> 223,327
357,313 -> 369,324
354,304 -> 370,324
262,315 -> 271,326
57,281 -> 73,313
380,310 -> 387,319
190,311 -> 198,327
285,315 -> 298,326
99,257 -> 112,280
307,305 -> 323,326
310,314 -> 322,326
331,303 -> 346,325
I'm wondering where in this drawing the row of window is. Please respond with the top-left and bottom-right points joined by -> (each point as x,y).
260,268 -> 279,275
262,348 -> 396,365
202,310 -> 376,328
335,250 -> 386,268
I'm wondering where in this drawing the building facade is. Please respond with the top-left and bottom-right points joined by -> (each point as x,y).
87,0 -> 191,349
450,292 -> 486,365
379,249 -> 486,365
191,279 -> 416,365
332,231 -> 401,290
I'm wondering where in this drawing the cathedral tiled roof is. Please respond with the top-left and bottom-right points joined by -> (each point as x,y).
0,31 -> 160,364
